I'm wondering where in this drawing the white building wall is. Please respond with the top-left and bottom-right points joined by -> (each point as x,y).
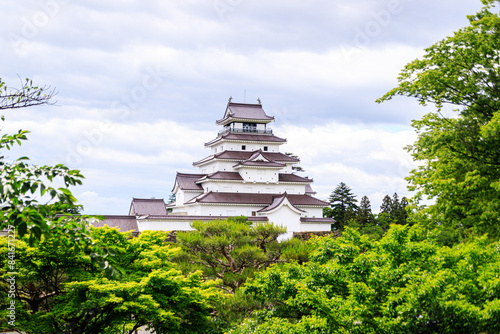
137,220 -> 195,232
298,207 -> 324,218
197,204 -> 261,216
263,205 -> 303,241
201,180 -> 307,194
239,168 -> 281,183
300,223 -> 331,232
176,190 -> 185,206
199,161 -> 235,173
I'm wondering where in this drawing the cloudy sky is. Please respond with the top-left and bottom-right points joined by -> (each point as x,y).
1,1 -> 485,214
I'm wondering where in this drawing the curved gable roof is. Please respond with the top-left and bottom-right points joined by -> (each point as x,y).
173,172 -> 205,191
129,198 -> 167,216
216,102 -> 274,125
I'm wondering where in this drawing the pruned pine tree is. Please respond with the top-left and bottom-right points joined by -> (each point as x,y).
176,218 -> 286,293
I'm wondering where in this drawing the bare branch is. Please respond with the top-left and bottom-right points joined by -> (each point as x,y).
0,77 -> 58,110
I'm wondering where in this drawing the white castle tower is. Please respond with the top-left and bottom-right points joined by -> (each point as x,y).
165,99 -> 333,239
97,99 -> 333,240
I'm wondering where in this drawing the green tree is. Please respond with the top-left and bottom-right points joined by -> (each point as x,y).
0,78 -> 84,242
376,194 -> 408,232
176,218 -> 287,294
0,78 -> 56,110
355,196 -> 375,227
353,195 -> 384,239
377,2 -> 500,239
231,225 -> 500,333
0,227 -> 220,333
323,182 -> 358,231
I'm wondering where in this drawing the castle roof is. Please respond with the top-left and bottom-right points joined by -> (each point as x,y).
92,215 -> 139,232
205,132 -> 286,146
184,192 -> 329,207
193,150 -> 298,166
129,198 -> 167,216
173,173 -> 205,192
257,193 -> 306,214
197,171 -> 244,182
216,102 -> 274,125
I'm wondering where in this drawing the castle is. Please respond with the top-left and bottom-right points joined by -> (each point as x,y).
97,100 -> 333,239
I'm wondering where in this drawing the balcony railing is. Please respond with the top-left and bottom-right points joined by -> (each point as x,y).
218,128 -> 273,136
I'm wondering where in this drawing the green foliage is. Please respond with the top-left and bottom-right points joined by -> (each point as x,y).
0,227 -> 220,333
232,225 -> 500,333
280,237 -> 316,264
377,3 -> 500,240
176,219 -> 286,293
0,78 -> 56,110
323,182 -> 358,231
0,78 -> 84,242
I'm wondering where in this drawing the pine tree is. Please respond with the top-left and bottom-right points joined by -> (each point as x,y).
324,182 -> 358,231
377,193 -> 408,229
356,195 -> 375,227
379,195 -> 392,214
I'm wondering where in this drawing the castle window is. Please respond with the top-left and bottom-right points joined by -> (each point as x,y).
243,123 -> 257,132
263,146 -> 268,151
242,145 -> 246,150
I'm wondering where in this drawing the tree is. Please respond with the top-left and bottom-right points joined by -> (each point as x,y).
175,218 -> 287,294
323,182 -> 358,231
0,78 -> 83,242
231,225 -> 500,333
0,227 -> 220,333
355,196 -> 375,227
352,195 -> 384,240
377,2 -> 500,239
0,78 -> 57,110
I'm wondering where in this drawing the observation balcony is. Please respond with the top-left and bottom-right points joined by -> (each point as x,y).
218,128 -> 273,136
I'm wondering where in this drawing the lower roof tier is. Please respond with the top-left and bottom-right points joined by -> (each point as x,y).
193,150 -> 299,167
173,171 -> 313,192
184,191 -> 328,207
205,132 -> 286,147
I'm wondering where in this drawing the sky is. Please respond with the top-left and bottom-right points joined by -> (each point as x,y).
0,0 -> 486,215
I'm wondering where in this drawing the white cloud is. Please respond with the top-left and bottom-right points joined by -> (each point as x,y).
0,0 -> 484,215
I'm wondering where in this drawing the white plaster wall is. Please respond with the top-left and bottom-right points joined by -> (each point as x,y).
300,223 -> 332,232
298,207 -> 324,218
184,191 -> 203,203
239,168 -> 281,183
264,205 -> 303,241
175,190 -> 185,206
199,161 -> 235,173
137,220 -> 195,232
202,182 -> 307,194
198,204 -> 262,216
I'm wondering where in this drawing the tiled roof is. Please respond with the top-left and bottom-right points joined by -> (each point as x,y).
193,150 -> 298,166
92,215 -> 139,232
305,184 -> 317,194
130,198 -> 167,216
257,193 -> 306,213
174,172 -> 206,191
300,217 -> 335,223
205,132 -> 286,146
216,102 -> 274,124
203,171 -> 244,181
279,174 -> 313,183
185,192 -> 329,207
234,161 -> 286,168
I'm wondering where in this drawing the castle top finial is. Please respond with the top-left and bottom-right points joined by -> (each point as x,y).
228,96 -> 233,103
257,98 -> 261,105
